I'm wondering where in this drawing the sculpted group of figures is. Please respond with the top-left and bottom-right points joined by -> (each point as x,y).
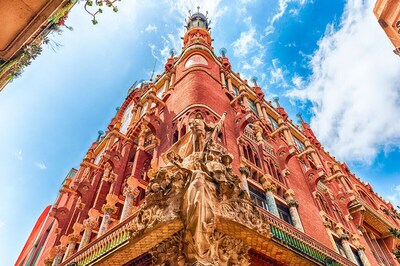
129,112 -> 271,265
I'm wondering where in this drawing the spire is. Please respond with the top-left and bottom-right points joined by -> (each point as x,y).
296,112 -> 304,123
185,7 -> 211,31
183,7 -> 213,48
273,97 -> 280,108
96,130 -> 104,142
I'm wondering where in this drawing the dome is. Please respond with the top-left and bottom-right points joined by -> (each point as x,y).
186,9 -> 210,31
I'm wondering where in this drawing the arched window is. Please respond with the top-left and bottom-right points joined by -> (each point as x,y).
173,130 -> 179,144
140,159 -> 151,182
180,124 -> 186,138
316,194 -> 331,216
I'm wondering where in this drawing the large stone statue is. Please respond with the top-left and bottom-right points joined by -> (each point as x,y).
133,112 -> 264,265
163,112 -> 227,162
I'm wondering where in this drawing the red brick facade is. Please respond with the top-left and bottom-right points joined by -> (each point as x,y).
17,11 -> 400,266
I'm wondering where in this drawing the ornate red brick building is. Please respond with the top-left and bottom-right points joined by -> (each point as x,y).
374,0 -> 400,56
17,10 -> 400,266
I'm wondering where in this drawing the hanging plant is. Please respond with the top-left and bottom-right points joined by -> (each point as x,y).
84,0 -> 121,25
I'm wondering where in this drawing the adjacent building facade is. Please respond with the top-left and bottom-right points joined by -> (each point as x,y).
0,0 -> 76,92
374,0 -> 400,56
17,11 -> 400,266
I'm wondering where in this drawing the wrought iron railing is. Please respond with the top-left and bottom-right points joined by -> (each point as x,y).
60,212 -> 137,266
259,208 -> 356,266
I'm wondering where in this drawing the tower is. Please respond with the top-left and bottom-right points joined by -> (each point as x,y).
18,9 -> 400,266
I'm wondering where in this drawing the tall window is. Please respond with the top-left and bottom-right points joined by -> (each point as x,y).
293,135 -> 306,152
232,84 -> 239,96
249,185 -> 268,211
120,103 -> 134,135
276,202 -> 293,225
352,249 -> 363,266
268,115 -> 279,130
334,237 -> 346,257
248,99 -> 259,116
364,229 -> 394,266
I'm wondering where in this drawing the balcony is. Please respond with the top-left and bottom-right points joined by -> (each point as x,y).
349,197 -> 398,238
258,208 -> 356,266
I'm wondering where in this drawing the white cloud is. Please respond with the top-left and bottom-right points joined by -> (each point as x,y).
145,24 -> 158,32
35,162 -> 47,170
265,0 -> 309,36
386,185 -> 400,209
269,58 -> 288,86
232,16 -> 263,58
15,149 -> 23,160
287,0 -> 400,163
291,74 -> 303,87
165,0 -> 226,26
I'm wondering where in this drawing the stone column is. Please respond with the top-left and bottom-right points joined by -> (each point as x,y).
220,69 -> 226,89
134,104 -> 142,122
277,118 -> 294,146
261,105 -> 268,119
163,74 -> 170,95
128,106 -> 138,128
169,70 -> 176,90
255,101 -> 264,119
335,224 -> 358,264
261,175 -> 279,217
120,176 -> 140,222
98,194 -> 118,237
352,234 -> 371,266
284,189 -> 304,232
240,87 -> 250,111
304,139 -> 322,168
52,235 -> 68,266
226,74 -> 234,94
239,165 -> 250,196
63,223 -> 84,261
79,208 -> 100,250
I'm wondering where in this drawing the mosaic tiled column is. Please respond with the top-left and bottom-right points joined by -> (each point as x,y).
261,175 -> 279,217
79,208 -> 100,250
284,189 -> 304,232
98,194 -> 118,237
51,235 -> 68,266
63,223 -> 83,261
120,177 -> 140,222
336,224 -> 357,264
351,234 -> 371,266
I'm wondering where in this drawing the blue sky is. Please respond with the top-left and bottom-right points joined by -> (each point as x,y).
1,0 -> 400,264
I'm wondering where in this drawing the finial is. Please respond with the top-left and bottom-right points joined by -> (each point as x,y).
149,59 -> 157,82
219,47 -> 227,57
197,6 -> 200,13
115,107 -> 120,112
296,113 -> 304,123
251,76 -> 258,87
273,97 -> 280,107
169,49 -> 176,58
206,11 -> 208,17
96,130 -> 104,142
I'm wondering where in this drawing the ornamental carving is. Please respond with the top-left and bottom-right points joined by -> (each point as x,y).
126,113 -> 270,264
